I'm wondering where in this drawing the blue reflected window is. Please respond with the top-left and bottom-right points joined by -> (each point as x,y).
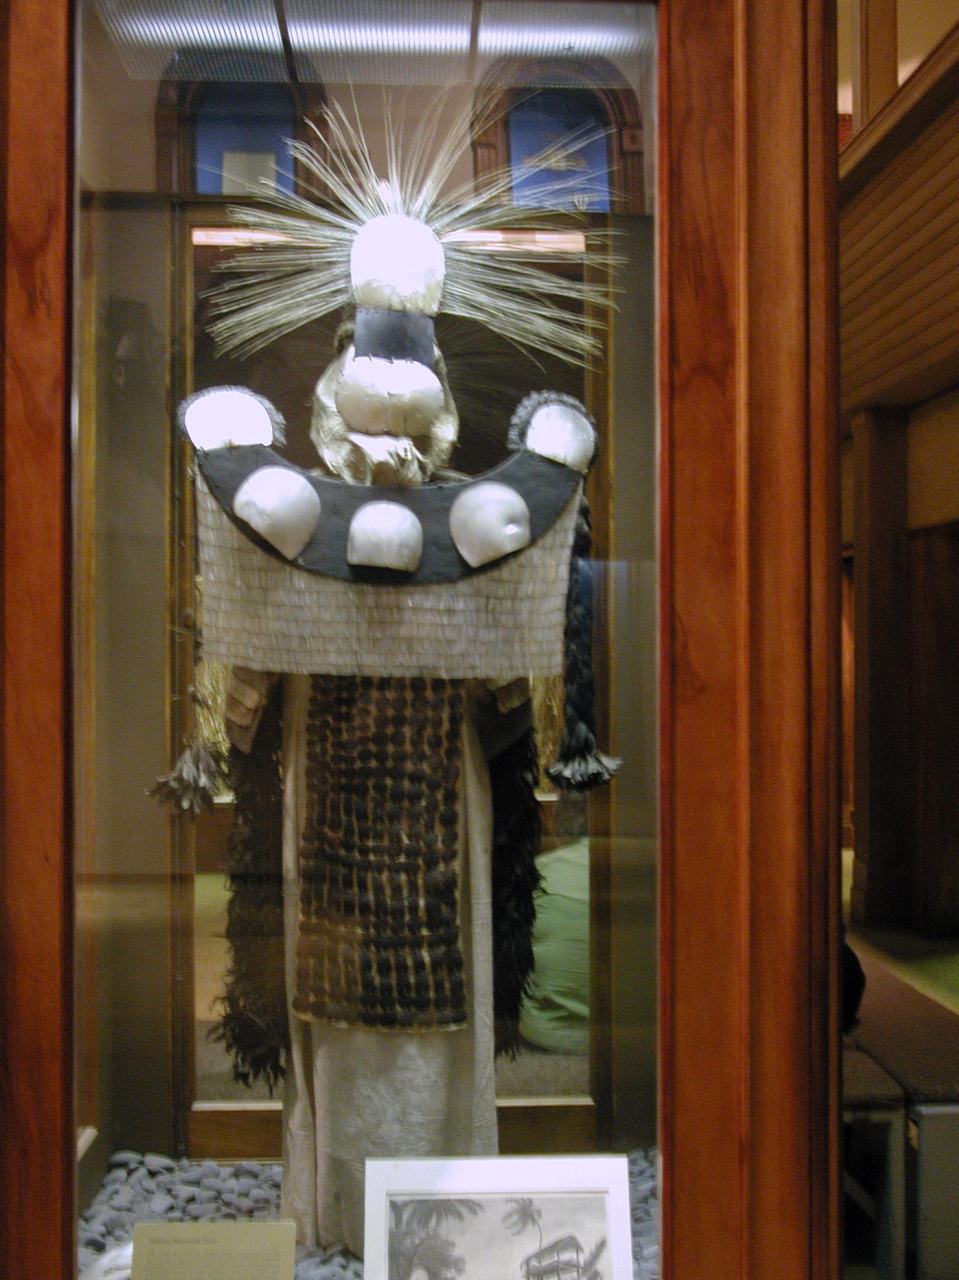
508,88 -> 611,213
194,84 -> 296,196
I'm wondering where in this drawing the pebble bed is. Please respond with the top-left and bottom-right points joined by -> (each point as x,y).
79,1148 -> 659,1280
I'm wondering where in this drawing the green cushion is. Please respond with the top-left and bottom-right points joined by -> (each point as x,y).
519,837 -> 590,1054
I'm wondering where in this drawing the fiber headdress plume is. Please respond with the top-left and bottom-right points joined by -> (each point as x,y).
206,94 -> 612,366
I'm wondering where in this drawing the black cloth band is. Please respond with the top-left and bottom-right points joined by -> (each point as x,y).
198,444 -> 581,585
353,307 -> 436,369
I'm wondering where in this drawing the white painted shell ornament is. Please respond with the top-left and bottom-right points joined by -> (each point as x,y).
178,385 -> 592,582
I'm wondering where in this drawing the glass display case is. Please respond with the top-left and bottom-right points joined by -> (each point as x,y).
0,1 -> 840,1277
73,2 -> 659,1271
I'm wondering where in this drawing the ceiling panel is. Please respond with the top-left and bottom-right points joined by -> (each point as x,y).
93,0 -> 655,87
286,0 -> 473,85
92,0 -> 287,80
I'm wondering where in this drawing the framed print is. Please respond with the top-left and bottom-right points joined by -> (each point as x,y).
364,1155 -> 633,1280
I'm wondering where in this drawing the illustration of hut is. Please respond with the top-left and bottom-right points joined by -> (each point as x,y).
521,1235 -> 585,1280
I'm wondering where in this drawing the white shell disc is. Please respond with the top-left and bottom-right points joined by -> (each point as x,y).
233,466 -> 321,561
183,388 -> 276,450
449,482 -> 531,568
525,402 -> 597,473
350,213 -> 445,314
334,353 -> 445,437
347,501 -> 424,572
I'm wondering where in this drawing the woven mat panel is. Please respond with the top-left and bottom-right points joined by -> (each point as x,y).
293,675 -> 467,1030
196,481 -> 578,679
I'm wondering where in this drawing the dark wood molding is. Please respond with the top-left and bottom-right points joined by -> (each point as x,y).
908,524 -> 959,933
0,1 -> 74,1278
849,407 -> 910,928
658,1 -> 840,1277
850,0 -> 898,130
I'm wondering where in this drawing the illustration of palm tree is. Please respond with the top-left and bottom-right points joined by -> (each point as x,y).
580,1236 -> 607,1280
503,1197 -> 544,1256
389,1198 -> 483,1280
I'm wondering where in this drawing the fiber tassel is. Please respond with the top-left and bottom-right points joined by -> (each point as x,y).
148,741 -> 229,815
548,494 -> 622,791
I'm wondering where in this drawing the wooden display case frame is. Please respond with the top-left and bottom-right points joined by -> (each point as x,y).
0,2 -> 841,1278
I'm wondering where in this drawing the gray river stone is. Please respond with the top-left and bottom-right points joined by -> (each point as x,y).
186,1201 -> 218,1219
79,1147 -> 660,1280
107,1152 -> 142,1169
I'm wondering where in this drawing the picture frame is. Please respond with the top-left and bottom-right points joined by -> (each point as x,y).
364,1155 -> 633,1280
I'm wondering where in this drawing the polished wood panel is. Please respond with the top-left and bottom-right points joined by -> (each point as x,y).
0,2 -> 74,1278
190,1104 -> 283,1162
188,1100 -> 599,1163
659,3 -> 839,1280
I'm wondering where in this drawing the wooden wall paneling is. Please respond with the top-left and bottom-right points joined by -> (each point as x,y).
840,51 -> 959,414
659,1 -> 839,1279
907,524 -> 959,934
850,408 -> 910,927
0,1 -> 74,1279
840,104 -> 959,276
840,19 -> 959,206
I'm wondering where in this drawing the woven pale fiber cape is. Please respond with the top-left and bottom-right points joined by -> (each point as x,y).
195,479 -> 579,679
294,674 -> 467,1030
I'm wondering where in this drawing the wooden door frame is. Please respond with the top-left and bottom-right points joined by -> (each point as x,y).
0,2 -> 840,1278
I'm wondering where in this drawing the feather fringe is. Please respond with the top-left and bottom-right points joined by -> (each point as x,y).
489,725 -> 543,1057
211,682 -> 288,1092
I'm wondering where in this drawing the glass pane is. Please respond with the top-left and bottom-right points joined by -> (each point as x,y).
74,1 -> 658,1274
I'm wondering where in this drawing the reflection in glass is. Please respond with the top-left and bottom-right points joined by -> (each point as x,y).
74,0 -> 657,1271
